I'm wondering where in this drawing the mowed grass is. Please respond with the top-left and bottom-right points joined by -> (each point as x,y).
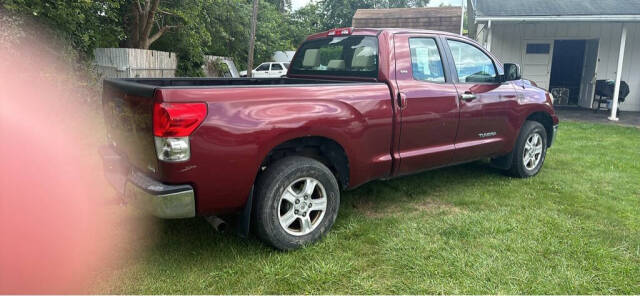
94,121 -> 640,294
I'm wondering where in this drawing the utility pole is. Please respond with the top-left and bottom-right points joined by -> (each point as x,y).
247,0 -> 259,78
460,0 -> 464,35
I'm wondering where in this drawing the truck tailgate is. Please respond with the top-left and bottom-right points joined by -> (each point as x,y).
102,80 -> 158,174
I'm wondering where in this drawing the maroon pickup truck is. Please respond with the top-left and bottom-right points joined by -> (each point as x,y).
101,28 -> 558,250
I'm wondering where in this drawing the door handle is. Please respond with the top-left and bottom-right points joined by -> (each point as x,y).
397,92 -> 407,109
460,92 -> 477,102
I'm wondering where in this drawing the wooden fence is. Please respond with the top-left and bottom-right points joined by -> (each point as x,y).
94,48 -> 177,79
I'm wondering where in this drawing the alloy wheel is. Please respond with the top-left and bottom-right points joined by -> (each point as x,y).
277,177 -> 327,236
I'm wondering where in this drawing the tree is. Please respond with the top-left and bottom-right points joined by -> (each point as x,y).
289,3 -> 324,44
125,0 -> 182,49
247,0 -> 259,77
320,0 -> 373,29
265,0 -> 291,13
174,29 -> 206,77
2,0 -> 126,57
203,0 -> 252,69
148,0 -> 211,76
202,0 -> 299,71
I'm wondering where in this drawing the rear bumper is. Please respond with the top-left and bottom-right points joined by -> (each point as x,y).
99,146 -> 196,219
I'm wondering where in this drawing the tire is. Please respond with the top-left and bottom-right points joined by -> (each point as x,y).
254,156 -> 340,250
508,120 -> 548,178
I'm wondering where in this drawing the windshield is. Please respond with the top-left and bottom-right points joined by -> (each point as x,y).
289,36 -> 378,78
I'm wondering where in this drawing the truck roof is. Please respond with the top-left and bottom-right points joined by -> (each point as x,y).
305,27 -> 469,41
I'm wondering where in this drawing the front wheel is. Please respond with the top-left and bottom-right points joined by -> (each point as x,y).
508,120 -> 548,178
254,156 -> 340,250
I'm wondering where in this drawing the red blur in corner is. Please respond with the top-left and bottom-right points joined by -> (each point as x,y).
0,28 -> 139,294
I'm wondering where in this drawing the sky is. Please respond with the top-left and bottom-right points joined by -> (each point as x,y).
291,0 -> 463,11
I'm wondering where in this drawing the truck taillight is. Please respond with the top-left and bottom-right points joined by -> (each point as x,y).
327,27 -> 352,36
153,102 -> 207,137
153,102 -> 207,162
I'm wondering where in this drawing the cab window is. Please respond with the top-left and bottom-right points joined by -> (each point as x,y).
289,36 -> 378,78
409,38 -> 445,83
447,40 -> 497,83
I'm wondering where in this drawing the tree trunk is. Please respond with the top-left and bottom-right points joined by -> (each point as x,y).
247,0 -> 259,78
126,0 -> 171,49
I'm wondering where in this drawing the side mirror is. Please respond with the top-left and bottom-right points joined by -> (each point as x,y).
503,63 -> 521,81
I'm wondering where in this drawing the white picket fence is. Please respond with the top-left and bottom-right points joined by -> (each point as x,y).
94,48 -> 177,79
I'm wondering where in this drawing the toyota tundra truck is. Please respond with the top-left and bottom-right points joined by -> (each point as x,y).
100,28 -> 559,250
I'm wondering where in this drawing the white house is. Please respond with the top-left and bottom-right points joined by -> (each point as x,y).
470,0 -> 640,115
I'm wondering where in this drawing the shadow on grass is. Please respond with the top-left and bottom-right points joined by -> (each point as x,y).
144,161 -> 503,256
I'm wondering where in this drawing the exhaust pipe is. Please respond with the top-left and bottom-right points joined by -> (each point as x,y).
205,216 -> 227,232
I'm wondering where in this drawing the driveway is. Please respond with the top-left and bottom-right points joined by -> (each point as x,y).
555,107 -> 640,127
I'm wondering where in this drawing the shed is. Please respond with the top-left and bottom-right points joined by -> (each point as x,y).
352,7 -> 463,34
471,0 -> 640,117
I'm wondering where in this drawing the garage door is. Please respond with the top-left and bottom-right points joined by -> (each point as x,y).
522,40 -> 554,89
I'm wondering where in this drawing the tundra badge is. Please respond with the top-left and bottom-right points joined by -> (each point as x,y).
478,132 -> 497,138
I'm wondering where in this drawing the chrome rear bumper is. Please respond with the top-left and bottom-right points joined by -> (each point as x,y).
99,146 -> 195,219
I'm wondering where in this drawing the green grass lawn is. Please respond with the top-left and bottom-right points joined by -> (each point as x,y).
95,121 -> 640,294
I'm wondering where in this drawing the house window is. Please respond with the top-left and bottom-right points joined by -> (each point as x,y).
526,43 -> 551,54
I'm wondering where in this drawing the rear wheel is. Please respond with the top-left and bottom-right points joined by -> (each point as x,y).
254,156 -> 340,250
508,120 -> 548,178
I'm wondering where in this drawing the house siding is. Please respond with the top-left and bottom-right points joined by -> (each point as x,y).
477,22 -> 640,111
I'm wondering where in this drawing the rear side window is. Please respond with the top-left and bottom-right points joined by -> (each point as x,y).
447,40 -> 497,83
409,38 -> 445,83
283,62 -> 290,69
289,35 -> 378,78
272,63 -> 283,70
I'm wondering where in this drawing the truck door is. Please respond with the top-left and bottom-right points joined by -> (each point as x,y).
393,33 -> 459,175
443,37 -> 518,163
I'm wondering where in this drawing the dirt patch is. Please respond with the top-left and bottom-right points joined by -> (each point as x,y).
353,198 -> 463,218
352,200 -> 403,218
412,199 -> 464,214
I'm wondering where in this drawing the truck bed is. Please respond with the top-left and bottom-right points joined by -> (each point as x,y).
104,77 -> 370,97
101,77 -> 393,206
